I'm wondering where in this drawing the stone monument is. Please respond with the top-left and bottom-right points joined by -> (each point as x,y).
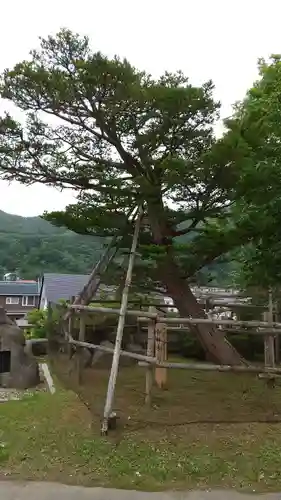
0,308 -> 40,389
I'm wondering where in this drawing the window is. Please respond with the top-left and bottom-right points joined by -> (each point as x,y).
22,296 -> 35,307
6,297 -> 19,305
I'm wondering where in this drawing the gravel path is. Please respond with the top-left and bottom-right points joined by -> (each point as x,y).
0,363 -> 48,402
0,483 -> 280,500
0,384 -> 47,402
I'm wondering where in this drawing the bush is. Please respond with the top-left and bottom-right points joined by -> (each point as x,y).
177,330 -> 267,362
228,333 -> 265,361
25,306 -> 61,340
25,309 -> 48,339
177,333 -> 205,360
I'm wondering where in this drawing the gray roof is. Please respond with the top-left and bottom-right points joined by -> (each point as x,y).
0,281 -> 39,296
41,273 -> 90,304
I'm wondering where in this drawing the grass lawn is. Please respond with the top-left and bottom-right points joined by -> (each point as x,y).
2,359 -> 281,492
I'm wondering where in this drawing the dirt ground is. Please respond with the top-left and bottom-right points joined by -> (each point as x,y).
52,353 -> 281,430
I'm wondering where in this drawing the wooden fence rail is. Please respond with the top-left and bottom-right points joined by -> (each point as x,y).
69,338 -> 157,364
138,316 -> 281,329
138,360 -> 281,374
68,338 -> 281,375
66,304 -> 281,330
81,299 -> 274,311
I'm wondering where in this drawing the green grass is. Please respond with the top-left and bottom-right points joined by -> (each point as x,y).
2,364 -> 281,492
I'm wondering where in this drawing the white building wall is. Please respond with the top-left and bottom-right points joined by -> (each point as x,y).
39,284 -> 48,310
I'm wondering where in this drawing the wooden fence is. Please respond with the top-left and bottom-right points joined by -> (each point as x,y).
46,298 -> 281,435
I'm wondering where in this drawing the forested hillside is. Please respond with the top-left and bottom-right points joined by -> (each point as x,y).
0,210 -> 237,285
0,211 -> 104,279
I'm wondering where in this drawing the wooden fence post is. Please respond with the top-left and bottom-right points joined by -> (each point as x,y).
263,288 -> 275,370
145,307 -> 155,405
77,315 -> 85,385
275,294 -> 280,365
67,313 -> 73,358
275,332 -> 280,365
66,296 -> 75,359
155,320 -> 167,389
205,298 -> 213,319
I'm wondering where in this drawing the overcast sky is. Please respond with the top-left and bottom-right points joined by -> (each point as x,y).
0,0 -> 279,216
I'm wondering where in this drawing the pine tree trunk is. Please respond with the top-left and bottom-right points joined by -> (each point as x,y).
147,203 -> 245,366
158,255 -> 245,365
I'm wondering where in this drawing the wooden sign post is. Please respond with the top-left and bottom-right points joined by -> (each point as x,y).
155,321 -> 167,389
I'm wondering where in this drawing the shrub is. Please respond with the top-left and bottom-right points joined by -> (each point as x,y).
25,309 -> 48,339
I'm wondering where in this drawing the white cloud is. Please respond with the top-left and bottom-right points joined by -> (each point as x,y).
0,0 -> 279,215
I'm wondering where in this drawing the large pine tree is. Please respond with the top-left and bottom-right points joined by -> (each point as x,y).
0,29 -> 262,364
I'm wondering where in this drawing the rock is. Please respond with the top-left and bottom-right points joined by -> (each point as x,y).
91,340 -> 136,368
80,347 -> 92,368
91,340 -> 115,368
0,308 -> 40,389
126,343 -> 144,354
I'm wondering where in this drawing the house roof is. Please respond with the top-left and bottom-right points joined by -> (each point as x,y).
40,273 -> 90,304
0,281 -> 39,296
40,273 -> 118,305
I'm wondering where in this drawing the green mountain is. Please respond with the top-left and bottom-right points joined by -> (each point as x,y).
0,210 -> 237,286
0,210 -> 76,235
0,211 -> 104,279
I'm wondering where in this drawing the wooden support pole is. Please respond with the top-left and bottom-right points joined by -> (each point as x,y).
145,307 -> 155,405
263,289 -> 275,370
155,320 -> 167,389
101,207 -> 143,435
77,315 -> 85,385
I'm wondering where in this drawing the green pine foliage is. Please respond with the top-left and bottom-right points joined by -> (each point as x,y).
0,29 -> 243,293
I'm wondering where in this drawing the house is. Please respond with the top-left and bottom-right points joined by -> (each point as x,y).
0,280 -> 39,321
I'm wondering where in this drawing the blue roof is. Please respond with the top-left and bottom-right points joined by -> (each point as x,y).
0,281 -> 39,296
